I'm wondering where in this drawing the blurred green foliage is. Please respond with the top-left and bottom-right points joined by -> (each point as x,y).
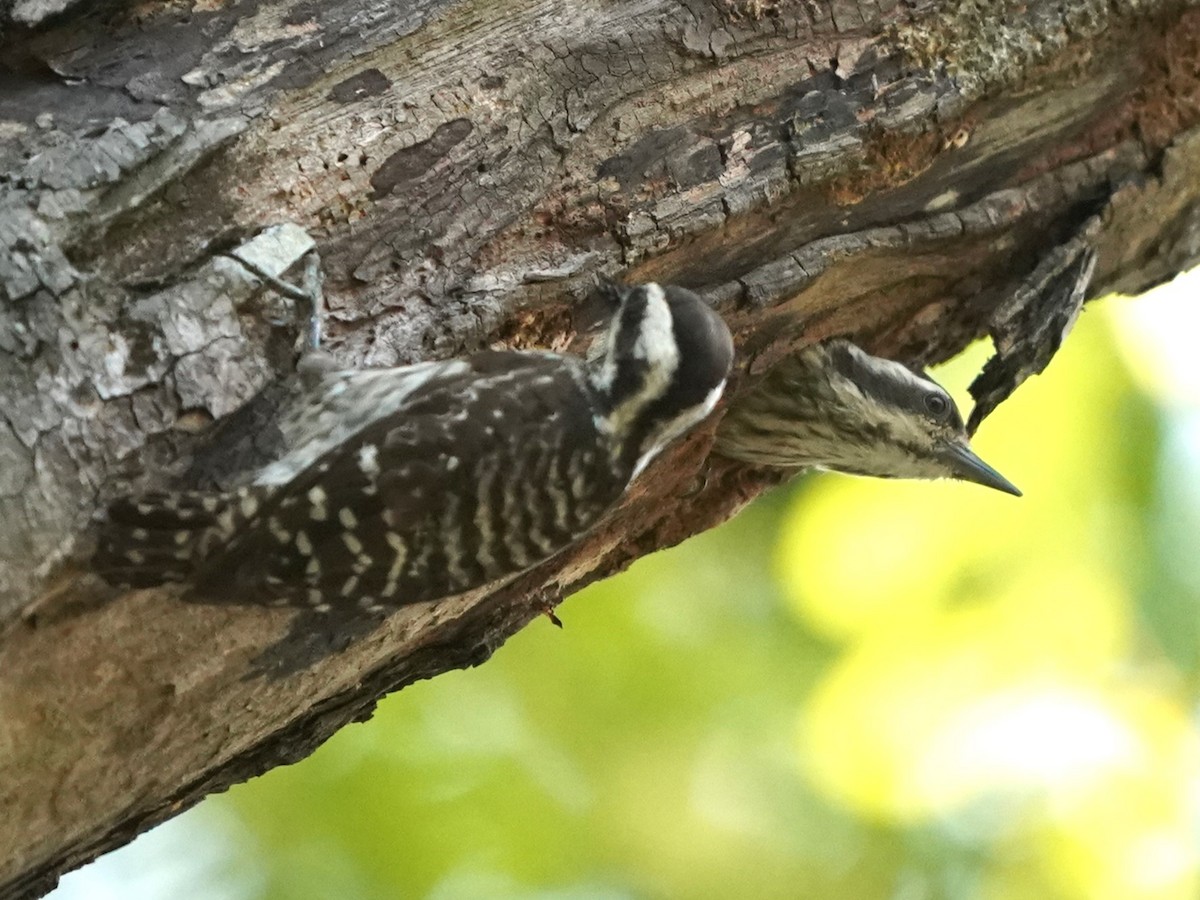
58,302 -> 1200,900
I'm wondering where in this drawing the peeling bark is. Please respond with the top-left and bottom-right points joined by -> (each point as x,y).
2,0 -> 1200,896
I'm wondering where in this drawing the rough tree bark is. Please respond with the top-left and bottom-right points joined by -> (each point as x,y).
2,0 -> 1199,896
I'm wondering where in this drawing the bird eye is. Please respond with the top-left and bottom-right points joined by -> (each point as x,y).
924,393 -> 950,418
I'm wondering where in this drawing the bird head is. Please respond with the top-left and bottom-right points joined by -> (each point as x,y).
591,282 -> 735,476
714,340 -> 1020,495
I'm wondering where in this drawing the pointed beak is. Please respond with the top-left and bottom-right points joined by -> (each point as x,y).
943,442 -> 1022,496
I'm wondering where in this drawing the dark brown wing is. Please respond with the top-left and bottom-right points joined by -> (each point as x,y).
193,351 -> 629,610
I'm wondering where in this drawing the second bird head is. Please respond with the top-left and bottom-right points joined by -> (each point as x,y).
714,340 -> 1020,496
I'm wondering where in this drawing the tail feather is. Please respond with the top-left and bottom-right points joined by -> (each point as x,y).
96,488 -> 260,588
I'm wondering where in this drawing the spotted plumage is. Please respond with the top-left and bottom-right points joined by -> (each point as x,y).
97,283 -> 734,611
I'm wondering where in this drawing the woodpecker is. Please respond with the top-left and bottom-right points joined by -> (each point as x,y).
96,282 -> 735,611
713,340 -> 1019,495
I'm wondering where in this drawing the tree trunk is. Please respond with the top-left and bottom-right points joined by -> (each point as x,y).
2,0 -> 1199,895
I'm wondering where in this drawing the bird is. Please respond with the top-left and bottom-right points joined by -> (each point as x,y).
713,339 -> 1019,495
95,282 -> 735,612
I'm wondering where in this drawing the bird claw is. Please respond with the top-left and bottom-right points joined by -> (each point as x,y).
681,470 -> 709,498
224,248 -> 326,355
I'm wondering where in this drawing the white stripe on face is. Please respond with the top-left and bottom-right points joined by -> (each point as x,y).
603,284 -> 680,436
630,380 -> 726,479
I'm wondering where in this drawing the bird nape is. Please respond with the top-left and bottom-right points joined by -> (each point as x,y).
95,281 -> 735,611
713,339 -> 1020,496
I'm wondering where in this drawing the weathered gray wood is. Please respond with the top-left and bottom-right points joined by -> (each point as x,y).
2,0 -> 1200,896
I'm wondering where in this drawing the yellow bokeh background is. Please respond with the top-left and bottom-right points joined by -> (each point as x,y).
778,293 -> 1200,900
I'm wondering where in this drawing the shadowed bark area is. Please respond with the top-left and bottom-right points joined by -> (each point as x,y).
2,0 -> 1200,896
